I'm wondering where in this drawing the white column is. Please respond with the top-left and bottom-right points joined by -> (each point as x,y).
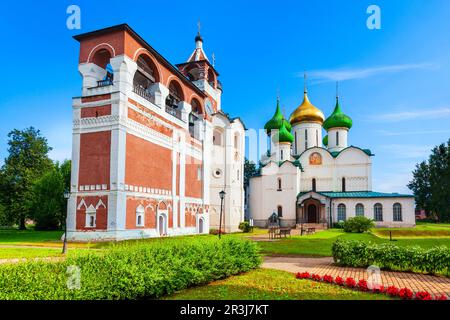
109,55 -> 137,95
78,63 -> 106,95
179,131 -> 186,228
172,132 -> 178,229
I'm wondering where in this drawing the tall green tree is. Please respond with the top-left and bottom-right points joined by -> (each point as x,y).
0,127 -> 53,229
244,158 -> 258,189
408,161 -> 432,216
408,139 -> 450,222
32,160 -> 71,230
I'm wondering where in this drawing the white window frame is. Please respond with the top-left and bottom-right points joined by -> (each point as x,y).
136,205 -> 145,227
85,205 -> 96,228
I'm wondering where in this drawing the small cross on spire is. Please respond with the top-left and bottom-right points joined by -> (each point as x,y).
197,19 -> 201,35
336,81 -> 339,99
304,71 -> 308,94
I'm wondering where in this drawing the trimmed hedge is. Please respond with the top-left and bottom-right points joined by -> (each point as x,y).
332,239 -> 450,275
0,237 -> 261,300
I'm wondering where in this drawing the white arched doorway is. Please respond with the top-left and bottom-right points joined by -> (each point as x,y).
198,217 -> 204,234
158,212 -> 167,236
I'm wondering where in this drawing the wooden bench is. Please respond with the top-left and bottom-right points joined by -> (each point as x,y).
279,227 -> 292,238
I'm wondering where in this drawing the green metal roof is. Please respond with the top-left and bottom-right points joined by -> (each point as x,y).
323,97 -> 353,131
297,191 -> 414,199
323,135 -> 328,146
264,98 -> 292,133
260,159 -> 304,172
272,120 -> 294,143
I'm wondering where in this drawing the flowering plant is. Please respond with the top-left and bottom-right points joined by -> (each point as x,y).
357,279 -> 369,291
434,294 -> 448,301
334,276 -> 344,286
322,275 -> 334,283
345,277 -> 356,288
415,291 -> 432,300
311,274 -> 322,281
399,288 -> 413,300
386,286 -> 399,296
296,272 -> 310,279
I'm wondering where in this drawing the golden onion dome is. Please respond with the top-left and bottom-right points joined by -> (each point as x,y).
289,92 -> 325,125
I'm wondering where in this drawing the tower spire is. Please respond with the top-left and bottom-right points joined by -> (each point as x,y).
336,81 -> 339,100
304,71 -> 308,94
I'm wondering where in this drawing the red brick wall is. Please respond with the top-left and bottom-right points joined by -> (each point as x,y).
78,131 -> 111,188
185,155 -> 202,198
125,134 -> 172,190
125,197 -> 157,229
81,105 -> 111,118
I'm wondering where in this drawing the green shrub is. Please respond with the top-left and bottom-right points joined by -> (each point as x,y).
0,237 -> 261,300
342,217 -> 375,233
332,239 -> 450,275
333,221 -> 345,229
238,221 -> 252,233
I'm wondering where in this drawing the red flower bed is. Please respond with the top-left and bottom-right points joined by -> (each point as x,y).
435,294 -> 448,301
386,286 -> 399,296
294,272 -> 448,300
357,279 -> 369,291
334,276 -> 344,286
311,274 -> 322,281
345,277 -> 356,288
399,288 -> 413,300
415,291 -> 432,300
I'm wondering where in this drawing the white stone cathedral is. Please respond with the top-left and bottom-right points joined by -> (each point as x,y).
249,86 -> 415,229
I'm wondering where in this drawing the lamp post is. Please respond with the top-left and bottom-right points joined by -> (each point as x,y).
218,190 -> 226,239
62,190 -> 70,254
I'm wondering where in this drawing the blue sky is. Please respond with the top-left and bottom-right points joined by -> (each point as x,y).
0,0 -> 449,193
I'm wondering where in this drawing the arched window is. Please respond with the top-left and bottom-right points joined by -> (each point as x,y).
374,203 -> 383,221
234,133 -> 240,149
207,69 -> 216,88
136,205 -> 145,227
189,98 -> 202,138
91,49 -> 113,86
85,205 -> 96,228
342,177 -> 346,192
91,48 -> 112,69
277,205 -> 283,218
336,131 -> 340,146
213,129 -> 222,146
393,203 -> 402,221
294,132 -> 297,154
316,129 -> 318,146
133,55 -> 158,91
355,203 -> 364,217
277,178 -> 282,191
337,204 -> 346,221
166,81 -> 184,109
281,149 -> 284,160
305,129 -> 308,149
312,178 -> 317,192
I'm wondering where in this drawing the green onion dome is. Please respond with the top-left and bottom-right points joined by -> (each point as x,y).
264,99 -> 292,134
272,120 -> 294,144
323,97 -> 353,131
323,135 -> 328,146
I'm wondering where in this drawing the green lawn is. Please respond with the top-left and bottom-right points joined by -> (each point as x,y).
165,268 -> 391,300
0,247 -> 63,259
0,229 -> 63,245
373,222 -> 450,238
257,228 -> 450,257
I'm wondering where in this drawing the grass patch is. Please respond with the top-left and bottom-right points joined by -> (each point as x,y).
373,223 -> 450,238
0,229 -> 63,245
165,268 -> 391,300
257,229 -> 450,257
0,248 -> 63,260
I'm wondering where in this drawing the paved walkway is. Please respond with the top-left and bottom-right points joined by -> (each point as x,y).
262,256 -> 450,296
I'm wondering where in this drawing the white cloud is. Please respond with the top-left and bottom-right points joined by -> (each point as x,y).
369,107 -> 450,122
378,144 -> 432,159
377,129 -> 450,136
303,62 -> 438,82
